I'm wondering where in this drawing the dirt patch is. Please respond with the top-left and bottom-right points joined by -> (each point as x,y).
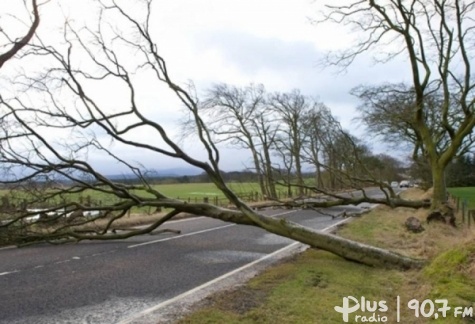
198,287 -> 269,315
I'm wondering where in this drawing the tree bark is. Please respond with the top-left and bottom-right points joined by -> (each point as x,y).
431,163 -> 447,208
251,149 -> 267,198
151,200 -> 426,269
263,147 -> 277,199
262,217 -> 424,269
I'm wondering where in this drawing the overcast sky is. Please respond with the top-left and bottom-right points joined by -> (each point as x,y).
2,0 -> 413,174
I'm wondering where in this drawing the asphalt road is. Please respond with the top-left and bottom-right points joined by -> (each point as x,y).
0,188 -> 392,324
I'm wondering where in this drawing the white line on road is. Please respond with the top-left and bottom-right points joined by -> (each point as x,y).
118,216 -> 350,324
127,224 -> 235,248
117,241 -> 301,324
165,216 -> 205,224
127,210 -> 299,249
0,270 -> 19,276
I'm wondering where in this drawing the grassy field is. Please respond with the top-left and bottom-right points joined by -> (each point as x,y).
448,187 -> 475,209
0,181 -> 295,209
178,188 -> 475,323
0,181 -> 294,222
157,182 -> 261,199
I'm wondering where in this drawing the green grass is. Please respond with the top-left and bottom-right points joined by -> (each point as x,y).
0,182 -> 263,210
156,182 -> 260,199
424,242 -> 475,304
0,181 -> 295,219
178,250 -> 408,324
448,187 -> 475,209
178,191 -> 475,324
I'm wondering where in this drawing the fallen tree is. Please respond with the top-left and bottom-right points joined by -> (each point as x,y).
0,0 -> 428,269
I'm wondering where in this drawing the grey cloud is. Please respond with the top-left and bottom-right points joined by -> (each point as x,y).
195,30 -> 319,74
193,30 -> 409,121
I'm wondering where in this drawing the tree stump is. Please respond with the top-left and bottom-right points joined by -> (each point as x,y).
427,204 -> 456,227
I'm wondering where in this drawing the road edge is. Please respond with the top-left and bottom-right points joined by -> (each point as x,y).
118,217 -> 352,324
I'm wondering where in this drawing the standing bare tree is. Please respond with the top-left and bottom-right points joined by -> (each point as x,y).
251,110 -> 280,199
200,83 -> 276,198
269,90 -> 311,196
301,104 -> 338,189
320,0 -> 475,208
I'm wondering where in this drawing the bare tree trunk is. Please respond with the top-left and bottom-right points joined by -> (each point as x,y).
186,201 -> 426,269
251,150 -> 267,198
294,150 -> 304,196
154,200 -> 426,269
263,148 -> 277,198
262,217 -> 424,269
431,163 -> 447,208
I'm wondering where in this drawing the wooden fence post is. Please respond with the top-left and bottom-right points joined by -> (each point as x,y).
462,200 -> 467,224
468,209 -> 471,228
457,208 -> 465,225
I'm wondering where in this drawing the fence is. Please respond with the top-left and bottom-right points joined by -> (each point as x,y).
0,189 -> 305,216
175,190 -> 305,207
447,193 -> 475,228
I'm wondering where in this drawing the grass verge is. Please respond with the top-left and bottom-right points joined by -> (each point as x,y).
177,188 -> 475,324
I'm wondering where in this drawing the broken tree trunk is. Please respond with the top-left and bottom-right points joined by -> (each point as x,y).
151,200 -> 426,269
243,212 -> 425,270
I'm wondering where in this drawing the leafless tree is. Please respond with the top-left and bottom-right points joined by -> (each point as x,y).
269,90 -> 311,196
0,0 -> 427,269
319,0 -> 475,208
251,110 -> 280,199
198,83 -> 278,198
301,105 -> 328,189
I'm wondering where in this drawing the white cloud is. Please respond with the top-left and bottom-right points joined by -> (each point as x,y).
2,0 -> 414,173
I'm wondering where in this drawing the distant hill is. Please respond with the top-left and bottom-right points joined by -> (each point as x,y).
107,167 -> 203,180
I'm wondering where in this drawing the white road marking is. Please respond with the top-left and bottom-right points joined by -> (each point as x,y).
166,216 -> 205,224
118,217 -> 350,324
321,218 -> 352,232
127,210 -> 298,249
117,241 -> 301,324
0,270 -> 19,276
127,224 -> 236,248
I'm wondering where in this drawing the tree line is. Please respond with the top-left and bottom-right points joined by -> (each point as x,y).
195,84 -> 404,198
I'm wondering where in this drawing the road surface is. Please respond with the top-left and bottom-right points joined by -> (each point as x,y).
0,188 -> 391,323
